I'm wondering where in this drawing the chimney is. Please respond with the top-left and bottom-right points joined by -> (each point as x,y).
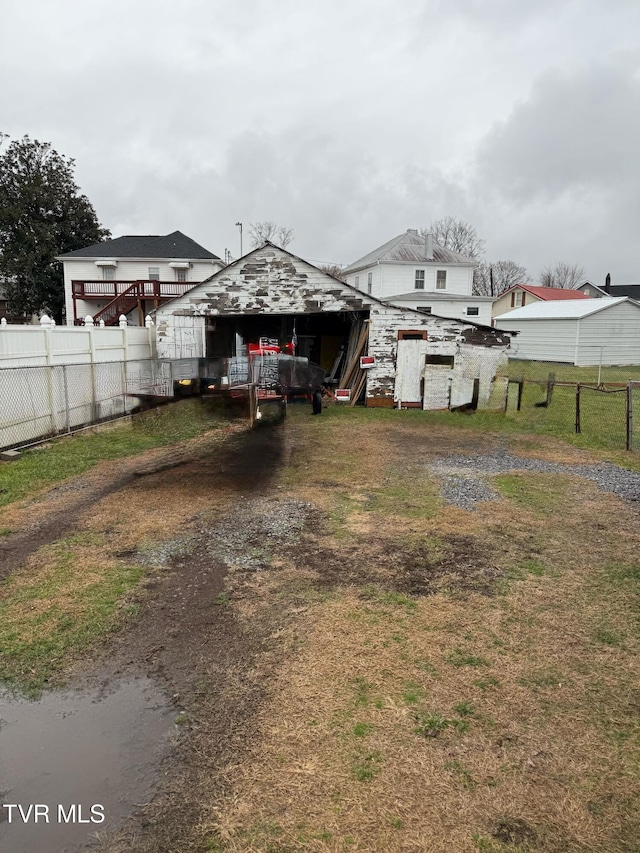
605,272 -> 611,293
425,232 -> 434,261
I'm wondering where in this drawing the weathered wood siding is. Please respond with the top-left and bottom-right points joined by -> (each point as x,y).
367,304 -> 510,403
161,248 -> 369,318
385,296 -> 493,326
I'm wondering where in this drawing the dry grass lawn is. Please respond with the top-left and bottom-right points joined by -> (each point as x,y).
201,407 -> 640,853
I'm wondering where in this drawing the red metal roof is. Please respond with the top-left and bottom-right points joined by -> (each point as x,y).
502,284 -> 589,300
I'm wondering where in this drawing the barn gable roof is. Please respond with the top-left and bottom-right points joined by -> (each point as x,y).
155,242 -> 502,334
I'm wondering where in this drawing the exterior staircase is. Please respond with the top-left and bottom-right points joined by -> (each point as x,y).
92,283 -> 143,326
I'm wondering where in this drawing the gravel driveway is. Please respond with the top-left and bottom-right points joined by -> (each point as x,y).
427,453 -> 640,510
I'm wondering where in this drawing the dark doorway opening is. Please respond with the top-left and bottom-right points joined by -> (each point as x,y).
205,311 -> 368,374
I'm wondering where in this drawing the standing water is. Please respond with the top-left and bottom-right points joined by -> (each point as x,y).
0,677 -> 175,852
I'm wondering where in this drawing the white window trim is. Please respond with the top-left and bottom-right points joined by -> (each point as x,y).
436,270 -> 447,290
415,269 -> 425,290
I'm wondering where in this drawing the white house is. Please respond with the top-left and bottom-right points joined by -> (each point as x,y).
57,231 -> 223,326
494,297 -> 640,365
342,229 -> 493,325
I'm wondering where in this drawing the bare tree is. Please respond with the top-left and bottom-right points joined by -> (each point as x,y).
539,261 -> 585,289
473,260 -> 530,296
420,216 -> 485,260
248,221 -> 294,249
319,264 -> 347,281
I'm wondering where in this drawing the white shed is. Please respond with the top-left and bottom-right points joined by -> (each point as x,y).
494,298 -> 640,365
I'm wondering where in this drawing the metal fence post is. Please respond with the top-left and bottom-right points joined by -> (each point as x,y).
575,383 -> 581,434
249,383 -> 258,427
627,382 -> 632,451
516,378 -> 523,411
63,364 -> 71,434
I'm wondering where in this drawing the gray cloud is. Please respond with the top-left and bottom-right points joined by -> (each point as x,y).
1,0 -> 639,282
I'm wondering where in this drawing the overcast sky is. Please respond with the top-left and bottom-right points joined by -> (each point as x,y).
1,0 -> 639,283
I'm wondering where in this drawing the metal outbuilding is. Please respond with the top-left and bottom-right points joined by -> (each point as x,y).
494,298 -> 640,366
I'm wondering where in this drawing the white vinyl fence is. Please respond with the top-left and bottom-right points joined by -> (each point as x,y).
0,316 -> 155,368
0,317 -> 160,450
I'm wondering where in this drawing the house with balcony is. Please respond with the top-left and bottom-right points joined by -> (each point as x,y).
57,231 -> 223,325
342,229 -> 494,325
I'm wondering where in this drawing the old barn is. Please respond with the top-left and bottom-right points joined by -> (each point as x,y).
154,244 -> 512,410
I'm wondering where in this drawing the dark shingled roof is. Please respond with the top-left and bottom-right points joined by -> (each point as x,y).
608,284 -> 640,299
57,230 -> 219,260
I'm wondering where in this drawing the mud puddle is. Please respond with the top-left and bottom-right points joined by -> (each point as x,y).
0,677 -> 175,853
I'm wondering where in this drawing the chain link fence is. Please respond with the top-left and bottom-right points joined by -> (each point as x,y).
0,354 -> 326,451
0,358 -> 202,451
497,359 -> 640,451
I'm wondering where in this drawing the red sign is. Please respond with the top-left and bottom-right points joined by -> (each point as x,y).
360,355 -> 376,368
335,389 -> 351,402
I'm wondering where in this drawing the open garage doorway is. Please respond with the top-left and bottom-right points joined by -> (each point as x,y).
205,311 -> 369,377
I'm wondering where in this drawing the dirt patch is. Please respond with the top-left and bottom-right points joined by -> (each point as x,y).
288,530 -> 500,600
0,422 -> 247,583
492,816 -> 538,845
394,535 -> 501,596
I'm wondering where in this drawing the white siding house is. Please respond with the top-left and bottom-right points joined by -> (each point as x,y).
494,298 -> 640,365
57,231 -> 222,326
342,229 -> 493,325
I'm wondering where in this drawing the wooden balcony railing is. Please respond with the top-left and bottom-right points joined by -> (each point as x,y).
72,280 -> 195,300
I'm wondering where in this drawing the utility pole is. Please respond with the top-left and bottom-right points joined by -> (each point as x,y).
235,222 -> 243,257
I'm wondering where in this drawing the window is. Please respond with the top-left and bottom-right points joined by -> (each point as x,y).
423,307 -> 432,314
466,306 -> 479,316
515,290 -> 523,307
102,266 -> 115,281
367,272 -> 372,294
415,269 -> 425,290
175,267 -> 188,282
355,275 -> 360,288
398,330 -> 428,341
436,270 -> 447,290
148,267 -> 160,281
